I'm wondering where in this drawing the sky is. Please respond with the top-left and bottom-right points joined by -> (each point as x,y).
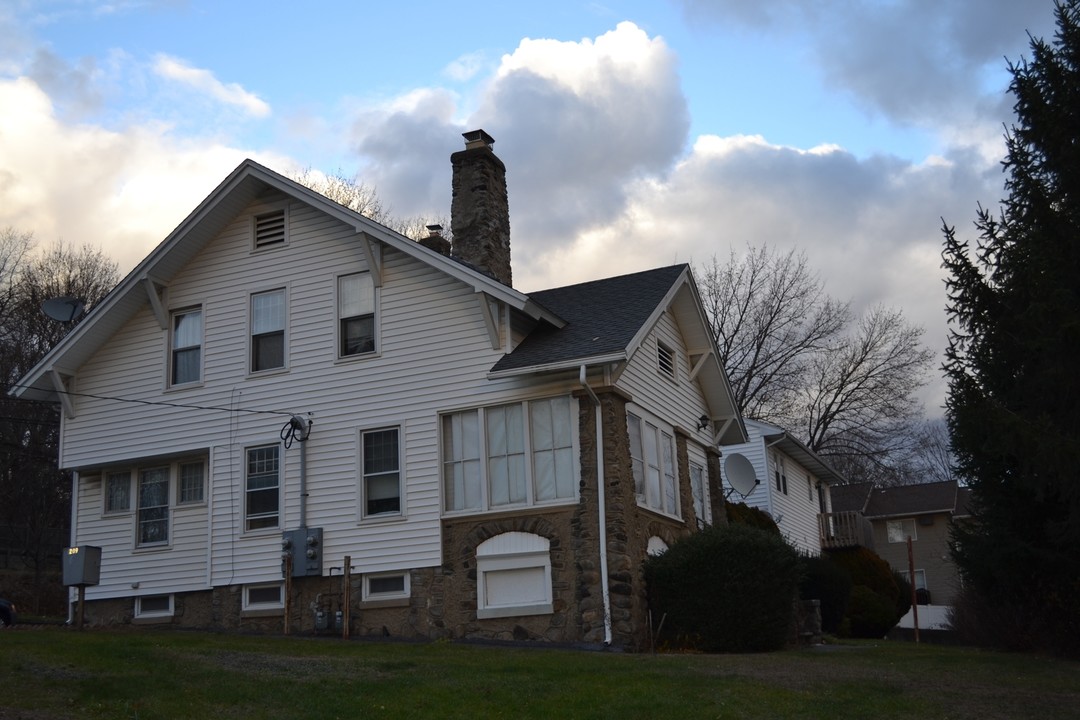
0,0 -> 1062,415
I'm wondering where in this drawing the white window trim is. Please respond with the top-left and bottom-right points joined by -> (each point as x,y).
441,396 -> 580,516
476,533 -> 553,619
358,425 -> 405,522
362,572 -> 411,601
247,286 -> 289,376
251,202 -> 290,250
335,271 -> 381,361
167,306 -> 204,388
887,518 -> 918,543
243,582 -> 285,610
244,443 -> 282,534
134,593 -> 174,619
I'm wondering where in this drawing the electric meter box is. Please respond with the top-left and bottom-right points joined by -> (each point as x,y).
63,545 -> 102,586
281,527 -> 323,578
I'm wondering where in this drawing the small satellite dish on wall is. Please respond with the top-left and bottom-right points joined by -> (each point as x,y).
724,453 -> 759,497
42,296 -> 86,323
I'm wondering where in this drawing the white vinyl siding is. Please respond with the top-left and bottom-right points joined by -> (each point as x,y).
442,397 -> 578,514
61,194 -> 594,600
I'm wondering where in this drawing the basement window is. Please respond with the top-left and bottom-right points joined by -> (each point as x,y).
363,572 -> 410,601
243,583 -> 284,610
252,206 -> 288,249
135,594 -> 174,618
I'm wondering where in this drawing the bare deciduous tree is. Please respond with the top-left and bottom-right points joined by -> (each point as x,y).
697,246 -> 935,484
291,168 -> 449,241
698,245 -> 848,420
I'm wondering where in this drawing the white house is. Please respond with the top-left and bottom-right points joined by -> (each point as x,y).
14,130 -> 746,648
719,419 -> 842,554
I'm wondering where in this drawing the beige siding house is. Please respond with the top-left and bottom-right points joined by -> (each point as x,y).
14,131 -> 746,648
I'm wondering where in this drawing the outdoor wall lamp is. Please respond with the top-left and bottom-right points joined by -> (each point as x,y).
696,415 -> 710,431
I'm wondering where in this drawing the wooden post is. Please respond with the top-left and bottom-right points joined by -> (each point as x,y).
342,555 -> 351,639
284,554 -> 293,636
907,536 -> 920,643
76,585 -> 86,630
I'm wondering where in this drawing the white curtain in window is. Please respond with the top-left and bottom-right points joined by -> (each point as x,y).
252,291 -> 284,334
339,273 -> 374,316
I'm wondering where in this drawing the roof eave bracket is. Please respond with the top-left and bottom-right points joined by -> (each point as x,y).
50,369 -> 76,419
143,276 -> 168,330
357,231 -> 383,288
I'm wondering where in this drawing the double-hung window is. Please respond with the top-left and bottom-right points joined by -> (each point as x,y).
887,518 -> 917,543
251,289 -> 286,372
361,427 -> 401,518
627,411 -> 679,517
690,461 -> 707,528
339,273 -> 376,356
170,308 -> 202,385
245,445 -> 280,531
137,467 -> 170,546
442,396 -> 577,513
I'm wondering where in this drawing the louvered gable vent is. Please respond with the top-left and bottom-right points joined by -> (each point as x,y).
253,208 -> 287,248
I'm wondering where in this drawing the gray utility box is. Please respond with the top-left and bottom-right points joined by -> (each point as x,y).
282,527 -> 323,578
63,545 -> 102,586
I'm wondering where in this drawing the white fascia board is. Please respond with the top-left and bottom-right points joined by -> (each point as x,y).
486,352 -> 628,380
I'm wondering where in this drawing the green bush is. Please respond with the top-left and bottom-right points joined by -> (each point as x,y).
645,523 -> 801,652
846,585 -> 897,638
725,501 -> 781,535
799,554 -> 851,634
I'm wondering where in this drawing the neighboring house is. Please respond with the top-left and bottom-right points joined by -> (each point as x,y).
719,419 -> 842,555
823,479 -> 970,630
12,130 -> 746,648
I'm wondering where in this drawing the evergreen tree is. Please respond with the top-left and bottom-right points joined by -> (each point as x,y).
941,0 -> 1080,655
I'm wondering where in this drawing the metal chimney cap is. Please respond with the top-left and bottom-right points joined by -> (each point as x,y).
425,224 -> 443,236
462,129 -> 494,149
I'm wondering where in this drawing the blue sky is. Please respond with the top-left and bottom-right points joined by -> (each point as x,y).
0,0 -> 1062,411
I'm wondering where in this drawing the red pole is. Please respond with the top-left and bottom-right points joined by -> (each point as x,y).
907,536 -> 920,643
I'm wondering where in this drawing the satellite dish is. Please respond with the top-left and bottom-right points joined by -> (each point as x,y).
724,453 -> 758,497
42,296 -> 86,323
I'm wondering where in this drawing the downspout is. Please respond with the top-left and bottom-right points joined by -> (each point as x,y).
580,365 -> 613,646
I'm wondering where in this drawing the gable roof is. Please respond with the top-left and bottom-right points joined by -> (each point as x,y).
745,419 -> 848,485
863,479 -> 961,519
491,265 -> 746,445
12,159 -> 564,403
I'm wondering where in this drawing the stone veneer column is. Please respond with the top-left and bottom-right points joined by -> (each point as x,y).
707,447 -> 729,525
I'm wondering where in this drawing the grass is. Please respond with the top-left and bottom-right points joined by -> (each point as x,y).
1,628 -> 1078,719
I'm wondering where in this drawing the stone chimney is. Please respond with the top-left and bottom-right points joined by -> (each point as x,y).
417,223 -> 451,256
450,129 -> 512,286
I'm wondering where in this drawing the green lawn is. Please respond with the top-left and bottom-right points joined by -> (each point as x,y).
1,628 -> 1077,719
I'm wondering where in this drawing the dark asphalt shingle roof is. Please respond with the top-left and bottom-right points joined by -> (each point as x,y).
863,479 -> 960,518
491,264 -> 688,372
830,482 -> 874,513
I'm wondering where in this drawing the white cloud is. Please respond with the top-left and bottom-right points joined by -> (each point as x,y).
443,51 -> 487,82
0,76 -> 288,274
153,54 -> 271,118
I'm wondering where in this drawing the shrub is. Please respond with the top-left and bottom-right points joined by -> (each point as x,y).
846,585 -> 897,638
724,501 -> 780,535
892,569 -> 913,625
645,523 -> 801,652
798,554 -> 851,635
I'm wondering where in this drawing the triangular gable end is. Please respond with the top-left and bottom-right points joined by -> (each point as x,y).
12,159 -> 564,406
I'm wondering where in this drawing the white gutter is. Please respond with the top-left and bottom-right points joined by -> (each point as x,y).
579,365 -> 613,646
